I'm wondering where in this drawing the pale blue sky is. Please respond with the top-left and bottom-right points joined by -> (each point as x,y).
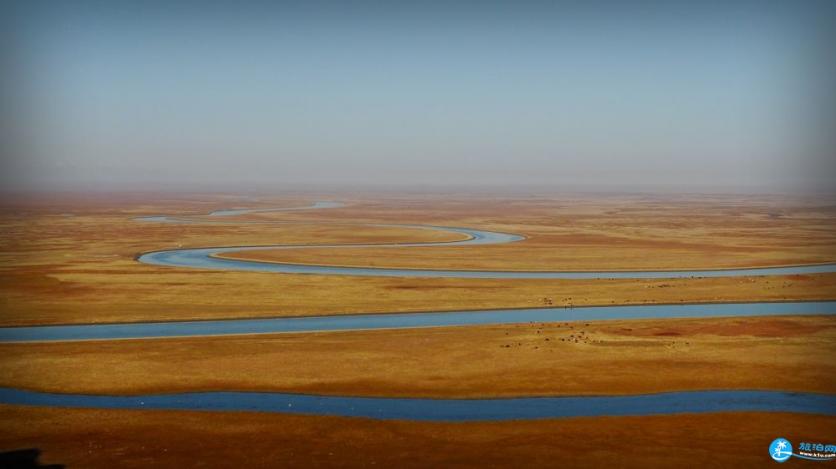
4,1 -> 834,191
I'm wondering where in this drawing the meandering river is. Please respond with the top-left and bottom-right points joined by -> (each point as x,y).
136,202 -> 836,279
3,200 -> 834,421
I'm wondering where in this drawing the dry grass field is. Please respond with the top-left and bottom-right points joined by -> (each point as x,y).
1,406 -> 832,468
1,192 -> 834,326
228,195 -> 836,271
0,191 -> 834,467
0,315 -> 834,397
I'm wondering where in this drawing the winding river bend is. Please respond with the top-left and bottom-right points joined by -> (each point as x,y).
136,201 -> 836,279
3,200 -> 835,421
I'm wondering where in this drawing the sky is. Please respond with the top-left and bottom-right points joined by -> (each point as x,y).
2,1 -> 835,192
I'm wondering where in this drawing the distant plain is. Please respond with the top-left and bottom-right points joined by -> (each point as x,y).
0,192 -> 834,467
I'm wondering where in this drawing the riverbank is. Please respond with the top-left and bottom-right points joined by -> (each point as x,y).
2,315 -> 833,397
1,405 -> 832,468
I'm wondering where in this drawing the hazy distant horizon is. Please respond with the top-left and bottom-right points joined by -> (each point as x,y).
3,1 -> 835,193
3,182 -> 835,198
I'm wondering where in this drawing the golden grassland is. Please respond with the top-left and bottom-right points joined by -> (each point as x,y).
1,191 -> 835,467
1,315 -> 833,397
0,405 -> 832,468
227,191 -> 836,270
1,192 -> 835,326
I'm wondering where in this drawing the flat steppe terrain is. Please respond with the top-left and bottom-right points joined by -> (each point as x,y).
0,191 -> 834,467
1,192 -> 834,326
1,406 -> 832,468
1,315 -> 833,397
227,195 -> 836,271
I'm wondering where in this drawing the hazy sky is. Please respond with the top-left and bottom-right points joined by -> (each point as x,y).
3,1 -> 835,192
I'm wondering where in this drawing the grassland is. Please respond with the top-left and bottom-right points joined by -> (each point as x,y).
0,191 -> 834,467
1,192 -> 834,326
0,315 -> 834,397
227,196 -> 836,271
1,406 -> 833,468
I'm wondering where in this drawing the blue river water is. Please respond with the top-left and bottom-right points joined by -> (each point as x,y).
1,301 -> 833,342
0,388 -> 832,421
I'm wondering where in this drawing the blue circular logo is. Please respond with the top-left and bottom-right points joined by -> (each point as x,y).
770,438 -> 793,463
